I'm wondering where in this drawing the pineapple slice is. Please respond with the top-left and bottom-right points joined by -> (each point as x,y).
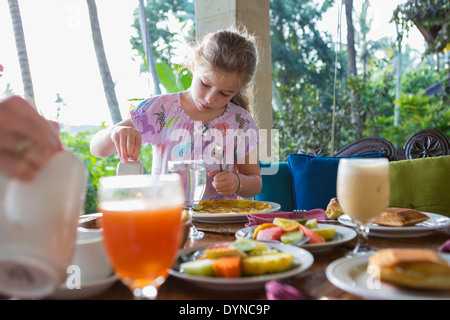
242,252 -> 294,276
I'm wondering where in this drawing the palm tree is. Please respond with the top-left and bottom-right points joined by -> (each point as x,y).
344,0 -> 363,139
86,0 -> 122,124
7,0 -> 35,106
138,0 -> 161,95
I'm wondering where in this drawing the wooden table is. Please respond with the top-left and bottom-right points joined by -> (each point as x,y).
86,221 -> 450,300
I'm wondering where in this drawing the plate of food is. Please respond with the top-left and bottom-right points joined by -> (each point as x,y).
169,239 -> 314,290
192,200 -> 280,223
338,208 -> 450,238
235,218 -> 357,254
326,248 -> 450,300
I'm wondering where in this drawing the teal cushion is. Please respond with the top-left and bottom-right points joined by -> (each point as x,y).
254,161 -> 295,212
389,156 -> 450,216
287,153 -> 385,210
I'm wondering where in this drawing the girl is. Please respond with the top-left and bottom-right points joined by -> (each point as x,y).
90,28 -> 262,200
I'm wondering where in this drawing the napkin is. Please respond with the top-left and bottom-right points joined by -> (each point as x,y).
265,280 -> 312,300
245,209 -> 326,227
439,239 -> 450,253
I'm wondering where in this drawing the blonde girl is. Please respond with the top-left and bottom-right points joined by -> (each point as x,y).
90,28 -> 262,200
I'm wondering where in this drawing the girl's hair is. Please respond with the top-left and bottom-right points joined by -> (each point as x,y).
185,27 -> 259,112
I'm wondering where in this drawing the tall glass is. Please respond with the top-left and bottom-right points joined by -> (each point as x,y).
98,174 -> 184,299
337,158 -> 390,257
168,159 -> 206,240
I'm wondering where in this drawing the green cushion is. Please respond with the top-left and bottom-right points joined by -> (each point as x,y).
254,161 -> 294,212
389,156 -> 450,216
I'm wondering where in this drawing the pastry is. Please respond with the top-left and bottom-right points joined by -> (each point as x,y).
374,207 -> 429,227
325,197 -> 344,220
368,248 -> 450,290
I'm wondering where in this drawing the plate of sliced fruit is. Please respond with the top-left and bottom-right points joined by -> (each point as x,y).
169,239 -> 314,290
236,218 -> 357,254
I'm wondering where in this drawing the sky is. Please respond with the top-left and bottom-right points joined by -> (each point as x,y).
0,0 -> 425,127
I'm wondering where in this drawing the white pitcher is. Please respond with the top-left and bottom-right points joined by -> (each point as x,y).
0,149 -> 87,298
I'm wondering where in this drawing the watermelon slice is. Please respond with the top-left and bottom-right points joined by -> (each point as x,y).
256,226 -> 284,241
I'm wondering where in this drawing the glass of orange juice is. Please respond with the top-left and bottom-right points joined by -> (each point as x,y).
337,158 -> 390,257
98,174 -> 184,299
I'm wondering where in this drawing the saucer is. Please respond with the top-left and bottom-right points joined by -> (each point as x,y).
50,273 -> 117,299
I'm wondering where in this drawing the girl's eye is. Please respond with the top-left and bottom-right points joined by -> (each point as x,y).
201,80 -> 210,88
221,92 -> 231,97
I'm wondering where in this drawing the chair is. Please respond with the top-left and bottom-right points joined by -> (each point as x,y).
402,129 -> 450,160
331,129 -> 449,161
333,137 -> 397,161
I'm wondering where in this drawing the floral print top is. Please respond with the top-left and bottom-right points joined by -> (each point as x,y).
130,92 -> 259,200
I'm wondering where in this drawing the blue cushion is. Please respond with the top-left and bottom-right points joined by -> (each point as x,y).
254,161 -> 295,212
287,153 -> 385,210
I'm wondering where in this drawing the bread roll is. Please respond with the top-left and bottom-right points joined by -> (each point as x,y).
325,197 -> 344,220
373,207 -> 429,227
368,248 -> 450,290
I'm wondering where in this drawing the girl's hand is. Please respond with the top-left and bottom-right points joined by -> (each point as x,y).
110,126 -> 141,162
208,170 -> 239,197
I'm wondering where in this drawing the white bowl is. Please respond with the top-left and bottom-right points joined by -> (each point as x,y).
70,228 -> 112,283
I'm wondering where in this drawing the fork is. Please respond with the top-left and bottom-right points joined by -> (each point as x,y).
291,209 -> 307,220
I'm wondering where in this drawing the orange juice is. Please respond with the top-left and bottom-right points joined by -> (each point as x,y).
100,205 -> 183,288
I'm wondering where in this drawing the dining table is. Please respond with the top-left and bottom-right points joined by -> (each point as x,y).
76,218 -> 450,301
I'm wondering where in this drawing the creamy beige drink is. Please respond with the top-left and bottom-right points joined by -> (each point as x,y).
337,158 -> 390,225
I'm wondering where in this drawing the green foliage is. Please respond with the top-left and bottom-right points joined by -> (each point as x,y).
364,63 -> 449,146
130,0 -> 194,65
392,0 -> 449,53
156,62 -> 192,92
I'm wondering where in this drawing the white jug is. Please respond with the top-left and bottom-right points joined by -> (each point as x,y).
0,149 -> 87,298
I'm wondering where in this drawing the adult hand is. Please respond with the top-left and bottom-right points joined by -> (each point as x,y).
0,96 -> 63,181
110,125 -> 142,162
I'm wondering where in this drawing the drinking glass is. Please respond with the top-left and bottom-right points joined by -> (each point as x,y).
336,158 -> 390,257
98,174 -> 184,299
168,159 -> 206,240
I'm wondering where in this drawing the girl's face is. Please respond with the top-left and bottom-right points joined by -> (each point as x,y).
189,69 -> 241,114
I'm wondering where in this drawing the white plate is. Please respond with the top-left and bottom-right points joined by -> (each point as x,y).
338,212 -> 450,238
236,224 -> 357,254
169,242 -> 313,290
51,273 -> 118,299
192,201 -> 281,223
326,253 -> 450,300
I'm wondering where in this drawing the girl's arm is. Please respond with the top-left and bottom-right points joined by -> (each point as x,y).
90,118 -> 141,162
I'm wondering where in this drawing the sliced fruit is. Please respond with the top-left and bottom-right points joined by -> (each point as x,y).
212,256 -> 242,278
311,227 -> 336,241
180,259 -> 215,277
252,222 -> 277,238
247,241 -> 270,256
273,218 -> 299,232
280,230 -> 304,244
229,239 -> 257,252
242,252 -> 294,276
203,245 -> 247,259
298,224 -> 325,244
256,226 -> 284,242
305,218 -> 318,229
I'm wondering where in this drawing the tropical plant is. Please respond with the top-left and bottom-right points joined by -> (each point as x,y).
392,0 -> 450,53
7,0 -> 34,105
86,0 -> 122,124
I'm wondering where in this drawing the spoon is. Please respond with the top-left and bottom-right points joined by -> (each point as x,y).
213,144 -> 224,172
